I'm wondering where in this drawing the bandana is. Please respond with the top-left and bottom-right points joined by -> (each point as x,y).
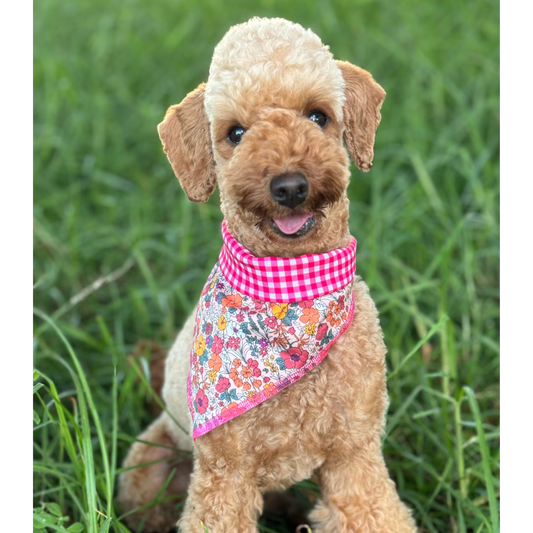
188,221 -> 357,439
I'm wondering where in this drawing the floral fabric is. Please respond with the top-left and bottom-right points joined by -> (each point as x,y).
188,262 -> 355,439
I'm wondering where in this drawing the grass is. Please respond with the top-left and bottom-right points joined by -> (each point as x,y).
33,0 -> 499,531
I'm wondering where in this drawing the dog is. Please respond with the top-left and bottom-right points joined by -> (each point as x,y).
118,17 -> 417,533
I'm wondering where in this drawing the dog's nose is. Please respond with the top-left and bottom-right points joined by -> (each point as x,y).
270,172 -> 309,208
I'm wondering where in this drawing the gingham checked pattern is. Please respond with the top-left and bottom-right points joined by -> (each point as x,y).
219,220 -> 357,303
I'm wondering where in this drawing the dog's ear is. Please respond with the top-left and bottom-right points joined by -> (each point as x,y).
157,83 -> 216,202
336,61 -> 386,172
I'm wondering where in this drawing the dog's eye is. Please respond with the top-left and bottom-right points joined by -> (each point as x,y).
228,125 -> 246,145
308,110 -> 328,128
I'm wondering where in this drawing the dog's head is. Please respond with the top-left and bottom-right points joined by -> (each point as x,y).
158,18 -> 385,256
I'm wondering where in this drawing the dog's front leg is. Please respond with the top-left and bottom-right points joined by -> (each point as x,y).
179,434 -> 263,533
309,438 -> 416,533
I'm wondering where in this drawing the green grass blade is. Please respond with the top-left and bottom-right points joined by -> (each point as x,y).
388,316 -> 449,378
463,387 -> 499,533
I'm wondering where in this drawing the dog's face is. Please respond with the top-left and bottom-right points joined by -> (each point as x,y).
158,18 -> 385,256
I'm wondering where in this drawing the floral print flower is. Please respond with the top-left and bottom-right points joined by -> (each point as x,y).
305,322 -> 317,335
215,377 -> 230,393
247,358 -> 262,377
326,311 -> 341,328
195,334 -> 206,356
222,294 -> 242,308
226,336 -> 240,350
263,316 -> 278,328
208,353 -> 222,372
316,323 -> 329,341
272,303 -> 288,319
241,366 -> 253,378
212,335 -> 223,354
218,315 -> 227,330
338,295 -> 345,309
280,347 -> 309,369
228,367 -> 243,387
300,307 -> 319,324
195,389 -> 208,414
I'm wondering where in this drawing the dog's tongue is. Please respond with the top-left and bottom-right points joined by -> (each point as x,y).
273,213 -> 313,235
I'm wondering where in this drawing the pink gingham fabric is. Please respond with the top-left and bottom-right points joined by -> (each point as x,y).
219,220 -> 357,303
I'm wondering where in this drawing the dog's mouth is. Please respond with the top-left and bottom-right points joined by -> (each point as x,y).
270,213 -> 316,238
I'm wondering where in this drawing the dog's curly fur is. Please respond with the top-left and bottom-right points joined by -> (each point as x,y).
118,17 -> 417,533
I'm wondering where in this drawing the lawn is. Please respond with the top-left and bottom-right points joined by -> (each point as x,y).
33,0 -> 500,531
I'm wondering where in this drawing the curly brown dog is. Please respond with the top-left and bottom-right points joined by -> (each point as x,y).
118,17 -> 417,533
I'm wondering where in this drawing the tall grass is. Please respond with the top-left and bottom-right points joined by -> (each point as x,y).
33,0 -> 499,531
